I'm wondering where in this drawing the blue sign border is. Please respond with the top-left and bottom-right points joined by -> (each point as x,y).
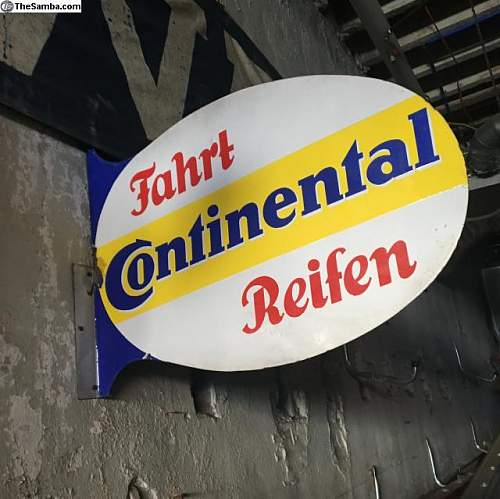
87,150 -> 154,397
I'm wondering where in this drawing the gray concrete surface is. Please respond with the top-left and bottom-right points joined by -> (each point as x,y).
1,2 -> 499,498
218,0 -> 360,78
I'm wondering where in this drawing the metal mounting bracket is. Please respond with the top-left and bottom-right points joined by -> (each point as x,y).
72,262 -> 151,399
72,263 -> 99,399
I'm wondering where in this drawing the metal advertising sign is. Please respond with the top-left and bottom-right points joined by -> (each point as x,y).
87,75 -> 467,395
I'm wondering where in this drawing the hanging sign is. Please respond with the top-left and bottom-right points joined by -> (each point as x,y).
87,75 -> 467,386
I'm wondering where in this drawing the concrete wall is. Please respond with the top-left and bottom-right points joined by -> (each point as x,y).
1,2 -> 499,498
218,0 -> 360,78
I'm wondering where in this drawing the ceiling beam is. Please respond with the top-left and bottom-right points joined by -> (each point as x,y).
437,84 -> 499,113
348,0 -> 424,96
413,37 -> 500,79
341,0 -> 420,36
427,65 -> 500,102
360,0 -> 500,66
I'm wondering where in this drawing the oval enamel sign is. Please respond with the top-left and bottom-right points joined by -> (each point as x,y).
91,75 -> 468,371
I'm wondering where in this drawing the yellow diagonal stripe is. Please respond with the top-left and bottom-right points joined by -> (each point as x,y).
97,95 -> 466,324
